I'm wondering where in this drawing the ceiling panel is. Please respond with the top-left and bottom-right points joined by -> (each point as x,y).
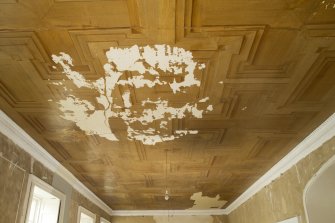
0,0 -> 335,210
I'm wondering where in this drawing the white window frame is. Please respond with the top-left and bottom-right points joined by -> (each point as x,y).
77,206 -> 96,223
303,154 -> 335,223
21,174 -> 66,223
100,217 -> 111,223
277,217 -> 299,223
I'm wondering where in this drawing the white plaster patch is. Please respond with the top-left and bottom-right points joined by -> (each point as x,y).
188,192 -> 227,210
160,121 -> 168,129
122,91 -> 132,108
52,45 -> 213,145
58,96 -> 118,141
154,215 -> 214,223
321,0 -> 335,9
206,105 -> 213,112
52,82 -> 63,86
199,97 -> 209,103
52,53 -> 93,89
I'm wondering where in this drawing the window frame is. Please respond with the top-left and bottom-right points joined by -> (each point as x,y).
22,174 -> 66,223
100,217 -> 111,223
303,154 -> 335,223
277,217 -> 299,223
77,206 -> 96,223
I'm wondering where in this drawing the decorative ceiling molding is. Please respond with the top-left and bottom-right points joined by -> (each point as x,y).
113,112 -> 335,216
111,209 -> 226,216
1,109 -> 335,216
0,110 -> 113,216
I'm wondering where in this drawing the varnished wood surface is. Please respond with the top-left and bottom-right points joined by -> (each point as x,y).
0,0 -> 335,210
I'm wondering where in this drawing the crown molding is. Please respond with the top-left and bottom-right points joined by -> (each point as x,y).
1,109 -> 335,217
111,209 -> 226,216
0,110 -> 113,215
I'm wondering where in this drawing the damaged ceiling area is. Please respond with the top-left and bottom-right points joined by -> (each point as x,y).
0,0 -> 335,210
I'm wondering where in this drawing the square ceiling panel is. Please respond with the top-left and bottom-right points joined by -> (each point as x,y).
0,0 -> 335,210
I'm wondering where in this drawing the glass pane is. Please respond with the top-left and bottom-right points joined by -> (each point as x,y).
26,186 -> 61,223
80,212 -> 94,223
28,197 -> 40,223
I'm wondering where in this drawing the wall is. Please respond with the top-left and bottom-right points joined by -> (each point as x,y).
0,132 -> 111,223
112,215 -> 228,223
227,136 -> 335,223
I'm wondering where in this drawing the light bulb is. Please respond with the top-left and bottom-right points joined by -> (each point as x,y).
165,190 -> 169,200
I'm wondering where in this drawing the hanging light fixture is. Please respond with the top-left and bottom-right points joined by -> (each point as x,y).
165,189 -> 169,201
164,150 -> 169,201
164,149 -> 171,223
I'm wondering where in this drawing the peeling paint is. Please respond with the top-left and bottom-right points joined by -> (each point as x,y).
52,53 -> 93,89
52,45 -> 213,145
321,0 -> 335,9
122,91 -> 132,108
206,105 -> 213,111
58,96 -> 118,141
188,192 -> 227,209
199,97 -> 209,103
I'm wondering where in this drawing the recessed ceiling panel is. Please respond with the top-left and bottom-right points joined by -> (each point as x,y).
0,0 -> 335,210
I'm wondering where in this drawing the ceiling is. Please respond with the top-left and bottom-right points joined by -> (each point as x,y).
1,0 -> 335,210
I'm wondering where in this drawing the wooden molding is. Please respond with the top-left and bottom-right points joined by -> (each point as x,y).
111,209 -> 225,216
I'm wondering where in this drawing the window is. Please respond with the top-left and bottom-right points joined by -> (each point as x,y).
100,217 -> 111,223
304,155 -> 335,223
27,197 -> 41,223
77,206 -> 96,223
277,217 -> 299,223
23,175 -> 65,223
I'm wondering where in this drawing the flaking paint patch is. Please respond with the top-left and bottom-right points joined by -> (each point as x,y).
199,97 -> 209,103
122,91 -> 132,108
153,216 -> 214,223
188,192 -> 227,209
59,96 -> 118,141
52,53 -> 93,89
52,45 -> 213,145
321,0 -> 335,9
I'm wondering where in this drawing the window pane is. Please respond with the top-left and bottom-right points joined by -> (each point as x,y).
26,186 -> 61,223
28,198 -> 39,223
80,212 -> 94,223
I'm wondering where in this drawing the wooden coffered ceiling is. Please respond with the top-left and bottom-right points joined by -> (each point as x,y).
1,0 -> 335,210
